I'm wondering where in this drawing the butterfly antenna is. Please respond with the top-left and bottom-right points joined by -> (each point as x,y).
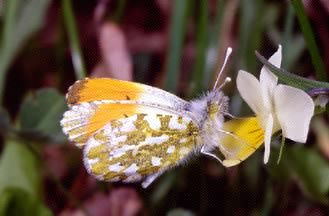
213,47 -> 233,91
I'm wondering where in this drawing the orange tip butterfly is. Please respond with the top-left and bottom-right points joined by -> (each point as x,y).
60,48 -> 264,188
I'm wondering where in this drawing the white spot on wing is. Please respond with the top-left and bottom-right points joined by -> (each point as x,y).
68,133 -> 85,140
85,137 -> 101,151
123,174 -> 142,182
86,158 -> 99,165
124,163 -> 139,175
120,124 -> 136,132
140,135 -> 169,145
167,146 -> 175,154
112,135 -> 127,145
109,162 -> 124,172
151,157 -> 162,166
118,117 -> 137,132
110,145 -> 136,158
168,116 -> 188,130
144,115 -> 161,130
101,124 -> 113,135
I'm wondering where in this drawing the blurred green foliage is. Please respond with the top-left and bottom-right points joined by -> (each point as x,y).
269,147 -> 329,204
18,89 -> 67,143
0,188 -> 52,216
0,140 -> 51,216
0,0 -> 52,104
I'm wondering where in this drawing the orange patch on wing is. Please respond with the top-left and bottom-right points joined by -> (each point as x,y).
87,103 -> 137,136
67,78 -> 144,105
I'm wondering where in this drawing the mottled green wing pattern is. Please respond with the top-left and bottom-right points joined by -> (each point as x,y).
83,113 -> 200,184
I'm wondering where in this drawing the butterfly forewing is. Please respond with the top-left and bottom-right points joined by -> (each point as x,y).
61,78 -> 191,147
66,78 -> 188,108
83,113 -> 200,183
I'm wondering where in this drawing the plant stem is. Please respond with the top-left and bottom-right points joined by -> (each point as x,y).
62,0 -> 87,80
164,0 -> 190,92
291,0 -> 327,81
0,0 -> 18,104
191,0 -> 208,94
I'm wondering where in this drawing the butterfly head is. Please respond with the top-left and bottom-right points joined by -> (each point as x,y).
206,91 -> 228,120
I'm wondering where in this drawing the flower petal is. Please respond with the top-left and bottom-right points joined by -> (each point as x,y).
259,45 -> 282,110
263,114 -> 274,164
221,117 -> 264,167
274,84 -> 314,143
265,44 -> 282,68
237,70 -> 264,116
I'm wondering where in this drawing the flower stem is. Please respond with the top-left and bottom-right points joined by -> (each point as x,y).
277,136 -> 286,164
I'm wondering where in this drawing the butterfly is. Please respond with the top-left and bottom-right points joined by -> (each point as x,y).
60,48 -> 264,188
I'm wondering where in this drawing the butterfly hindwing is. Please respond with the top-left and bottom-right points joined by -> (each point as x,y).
83,113 -> 200,186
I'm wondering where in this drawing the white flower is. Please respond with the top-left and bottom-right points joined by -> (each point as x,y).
236,45 -> 315,163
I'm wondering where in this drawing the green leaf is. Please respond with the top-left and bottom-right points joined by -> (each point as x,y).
0,188 -> 52,216
18,88 -> 67,143
0,0 -> 52,104
256,52 -> 329,91
0,139 -> 41,198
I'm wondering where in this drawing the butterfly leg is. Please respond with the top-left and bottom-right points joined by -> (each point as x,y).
200,145 -> 224,165
141,172 -> 163,188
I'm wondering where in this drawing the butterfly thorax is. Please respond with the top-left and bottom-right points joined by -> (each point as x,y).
188,90 -> 229,152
